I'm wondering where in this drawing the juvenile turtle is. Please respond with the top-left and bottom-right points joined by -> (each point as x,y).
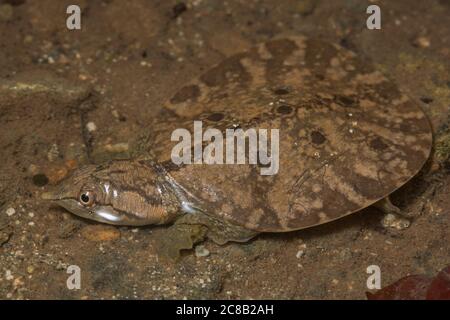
42,36 -> 432,257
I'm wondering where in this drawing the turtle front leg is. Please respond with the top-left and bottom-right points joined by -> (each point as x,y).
156,223 -> 208,260
374,197 -> 411,230
156,211 -> 259,260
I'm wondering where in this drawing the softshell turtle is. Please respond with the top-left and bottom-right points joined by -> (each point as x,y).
42,36 -> 432,257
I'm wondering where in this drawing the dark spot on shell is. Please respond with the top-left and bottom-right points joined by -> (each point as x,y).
207,113 -> 225,122
170,85 -> 200,104
335,95 -> 356,107
311,131 -> 326,144
277,105 -> 293,114
33,173 -> 49,187
374,81 -> 399,101
370,137 -> 388,151
315,73 -> 325,80
420,97 -> 433,104
305,39 -> 339,67
200,56 -> 250,87
400,122 -> 414,133
273,87 -> 290,95
217,92 -> 229,99
265,39 -> 297,58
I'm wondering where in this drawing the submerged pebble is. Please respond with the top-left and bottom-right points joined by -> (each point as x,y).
86,122 -> 97,132
413,36 -> 431,48
104,143 -> 129,153
296,250 -> 305,259
5,270 -> 14,281
26,266 -> 35,274
5,208 -> 15,217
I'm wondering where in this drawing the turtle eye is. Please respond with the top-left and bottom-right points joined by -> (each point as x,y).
79,191 -> 95,206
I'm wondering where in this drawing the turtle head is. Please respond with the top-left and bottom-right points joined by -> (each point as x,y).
41,160 -> 175,226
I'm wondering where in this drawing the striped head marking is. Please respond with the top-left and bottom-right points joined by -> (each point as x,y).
42,161 -> 176,226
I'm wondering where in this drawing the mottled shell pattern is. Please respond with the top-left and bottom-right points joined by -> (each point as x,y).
138,36 -> 432,232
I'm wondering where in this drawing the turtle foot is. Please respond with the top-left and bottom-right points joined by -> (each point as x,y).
156,224 -> 208,260
375,197 -> 411,230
